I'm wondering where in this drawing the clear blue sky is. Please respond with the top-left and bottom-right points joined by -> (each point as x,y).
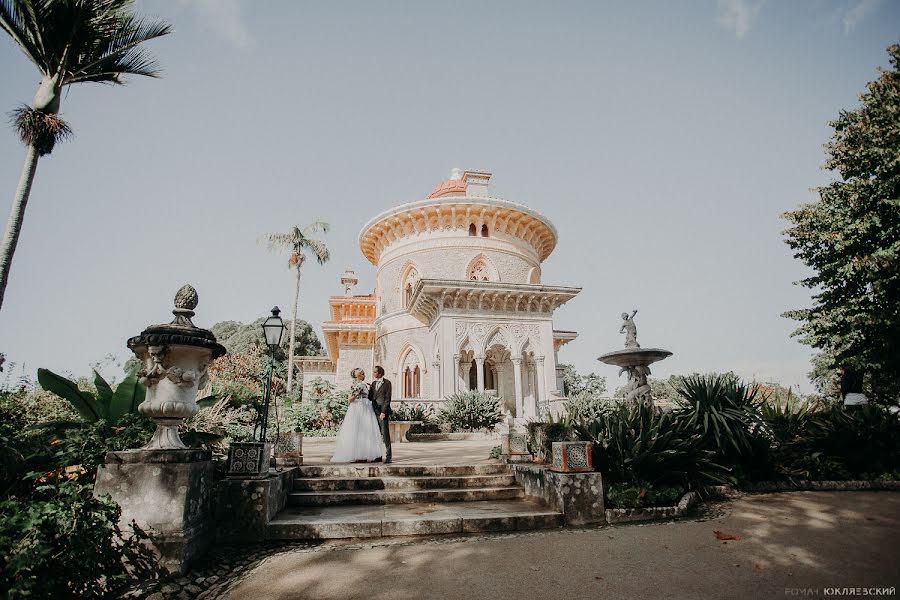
1,1 -> 897,392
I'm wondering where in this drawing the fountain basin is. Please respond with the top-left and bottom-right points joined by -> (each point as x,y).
597,348 -> 672,368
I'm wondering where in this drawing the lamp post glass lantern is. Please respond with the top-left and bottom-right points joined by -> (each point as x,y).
258,307 -> 285,443
262,306 -> 285,350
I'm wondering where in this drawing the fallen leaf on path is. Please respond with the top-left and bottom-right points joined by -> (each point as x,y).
755,564 -> 764,571
529,566 -> 540,571
714,530 -> 741,541
595,576 -> 604,581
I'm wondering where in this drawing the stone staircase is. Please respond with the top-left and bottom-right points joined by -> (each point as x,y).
267,463 -> 563,540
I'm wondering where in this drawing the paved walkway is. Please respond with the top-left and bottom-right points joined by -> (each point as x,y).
301,438 -> 497,465
220,491 -> 900,600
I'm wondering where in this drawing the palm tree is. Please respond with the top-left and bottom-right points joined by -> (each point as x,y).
0,0 -> 171,310
266,222 -> 330,393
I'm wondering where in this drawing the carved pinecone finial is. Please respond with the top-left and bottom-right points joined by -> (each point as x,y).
174,285 -> 199,310
171,284 -> 198,327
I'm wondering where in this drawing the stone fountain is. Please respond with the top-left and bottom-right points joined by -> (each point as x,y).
597,310 -> 672,408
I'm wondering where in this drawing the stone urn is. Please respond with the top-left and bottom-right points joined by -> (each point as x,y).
127,284 -> 226,450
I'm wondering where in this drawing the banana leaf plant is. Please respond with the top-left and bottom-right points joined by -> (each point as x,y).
35,368 -> 222,446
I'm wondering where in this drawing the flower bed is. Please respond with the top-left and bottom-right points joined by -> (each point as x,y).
605,491 -> 699,524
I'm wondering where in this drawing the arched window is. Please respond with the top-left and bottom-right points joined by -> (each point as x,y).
402,366 -> 421,398
400,347 -> 422,398
481,224 -> 489,237
468,223 -> 477,236
401,266 -> 418,308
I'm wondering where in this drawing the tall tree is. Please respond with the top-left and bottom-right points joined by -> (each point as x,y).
266,222 -> 330,393
0,0 -> 170,310
782,44 -> 900,403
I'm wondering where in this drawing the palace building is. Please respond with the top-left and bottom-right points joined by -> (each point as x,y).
296,169 -> 580,419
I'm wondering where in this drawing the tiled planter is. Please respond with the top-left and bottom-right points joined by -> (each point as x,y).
273,432 -> 303,467
550,441 -> 593,473
226,442 -> 272,478
501,432 -> 530,456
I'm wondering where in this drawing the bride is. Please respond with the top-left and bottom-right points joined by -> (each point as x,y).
331,368 -> 384,463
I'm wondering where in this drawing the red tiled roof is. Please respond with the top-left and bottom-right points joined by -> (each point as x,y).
427,179 -> 467,199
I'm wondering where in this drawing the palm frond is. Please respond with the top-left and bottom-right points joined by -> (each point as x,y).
264,223 -> 331,266
302,221 -> 330,236
299,238 -> 330,265
0,0 -> 171,88
68,14 -> 171,83
0,0 -> 46,71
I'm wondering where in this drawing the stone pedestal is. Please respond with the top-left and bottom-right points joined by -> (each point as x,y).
94,449 -> 214,574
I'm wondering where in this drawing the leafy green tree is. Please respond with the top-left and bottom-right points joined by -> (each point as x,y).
782,44 -> 900,403
0,0 -> 170,310
211,318 -> 323,361
265,223 -> 331,393
560,364 -> 607,398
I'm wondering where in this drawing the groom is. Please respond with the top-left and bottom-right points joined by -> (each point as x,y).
368,365 -> 392,463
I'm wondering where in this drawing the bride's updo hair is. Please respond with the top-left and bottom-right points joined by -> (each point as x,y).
350,368 -> 365,380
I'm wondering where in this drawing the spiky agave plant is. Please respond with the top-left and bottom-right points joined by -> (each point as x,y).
0,0 -> 171,309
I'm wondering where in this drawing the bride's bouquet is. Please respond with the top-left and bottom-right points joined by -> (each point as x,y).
348,380 -> 368,402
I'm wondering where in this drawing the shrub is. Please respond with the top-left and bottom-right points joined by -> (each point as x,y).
564,392 -> 616,423
672,373 -> 765,462
0,479 -> 157,599
285,390 -> 350,433
605,482 -> 686,509
761,399 -> 900,480
573,402 -> 731,489
438,391 -> 503,432
526,415 -> 575,463
393,402 -> 441,433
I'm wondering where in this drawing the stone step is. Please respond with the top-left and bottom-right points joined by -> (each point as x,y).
268,499 -> 564,540
286,486 -> 524,507
292,474 -> 517,492
294,464 -> 510,478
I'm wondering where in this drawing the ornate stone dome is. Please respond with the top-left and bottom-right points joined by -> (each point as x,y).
358,169 -> 558,266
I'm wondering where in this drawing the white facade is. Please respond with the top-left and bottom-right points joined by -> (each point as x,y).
298,169 -> 580,419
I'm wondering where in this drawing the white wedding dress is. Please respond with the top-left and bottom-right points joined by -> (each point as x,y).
331,382 -> 384,463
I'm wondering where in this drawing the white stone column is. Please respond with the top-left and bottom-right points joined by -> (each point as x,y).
475,356 -> 485,391
535,356 -> 546,416
512,357 -> 524,418
453,353 -> 460,393
461,361 -> 472,391
432,360 -> 441,400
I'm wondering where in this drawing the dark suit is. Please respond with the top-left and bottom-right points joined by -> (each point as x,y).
368,378 -> 392,461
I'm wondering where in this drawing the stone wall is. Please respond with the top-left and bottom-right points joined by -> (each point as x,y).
334,345 -> 375,389
213,468 -> 296,542
376,243 -> 538,315
511,464 -> 605,525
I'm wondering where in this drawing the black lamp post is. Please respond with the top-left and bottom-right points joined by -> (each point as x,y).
258,306 -> 285,443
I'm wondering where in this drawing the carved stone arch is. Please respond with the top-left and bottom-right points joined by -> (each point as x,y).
482,325 -> 511,356
465,254 -> 500,283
